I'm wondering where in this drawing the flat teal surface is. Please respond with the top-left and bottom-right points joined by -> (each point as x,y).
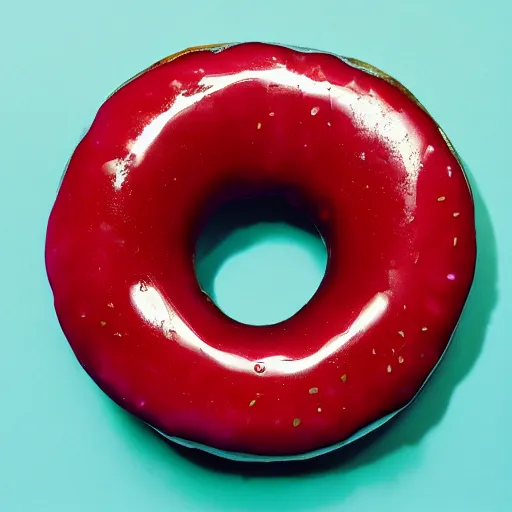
1,1 -> 511,510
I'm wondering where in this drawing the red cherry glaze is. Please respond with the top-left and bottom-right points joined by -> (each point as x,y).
45,43 -> 476,457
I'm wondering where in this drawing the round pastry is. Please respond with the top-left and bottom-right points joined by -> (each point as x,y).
45,42 -> 476,461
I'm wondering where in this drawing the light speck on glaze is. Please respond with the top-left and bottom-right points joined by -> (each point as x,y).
387,365 -> 392,373
249,399 -> 256,407
437,196 -> 446,202
309,387 -> 319,395
398,330 -> 405,337
398,356 -> 404,364
100,321 -> 107,327
422,327 -> 428,331
293,418 -> 301,427
453,212 -> 460,217
341,374 -> 347,383
257,122 -> 262,130
311,106 -> 320,116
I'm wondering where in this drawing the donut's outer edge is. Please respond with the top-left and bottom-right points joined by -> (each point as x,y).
59,42 -> 476,462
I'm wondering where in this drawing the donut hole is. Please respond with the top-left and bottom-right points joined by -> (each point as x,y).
194,193 -> 328,326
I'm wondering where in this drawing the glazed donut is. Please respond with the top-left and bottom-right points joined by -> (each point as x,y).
45,42 -> 476,461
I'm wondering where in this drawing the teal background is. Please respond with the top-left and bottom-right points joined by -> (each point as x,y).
1,1 -> 511,510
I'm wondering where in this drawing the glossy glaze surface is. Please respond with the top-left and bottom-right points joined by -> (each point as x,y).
45,42 -> 476,457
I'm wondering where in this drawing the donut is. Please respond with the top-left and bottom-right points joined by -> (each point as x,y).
45,42 -> 476,461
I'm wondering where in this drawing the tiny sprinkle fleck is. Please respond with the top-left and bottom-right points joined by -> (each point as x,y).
398,356 -> 404,364
269,112 -> 275,117
341,374 -> 347,383
453,237 -> 458,247
107,303 -> 114,308
422,327 -> 428,331
317,407 -> 322,413
309,387 -> 319,395
100,321 -> 107,327
114,332 -> 122,337
372,348 -> 376,355
453,212 -> 460,217
249,400 -> 256,407
311,106 -> 320,115
293,418 -> 301,427
387,365 -> 392,373
257,122 -> 262,129
327,121 -> 332,126
437,196 -> 446,202
398,331 -> 405,337
254,363 -> 266,374
447,273 -> 456,281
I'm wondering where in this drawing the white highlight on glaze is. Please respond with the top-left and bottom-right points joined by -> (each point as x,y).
453,212 -> 460,217
103,158 -> 129,190
423,144 -> 435,160
447,273 -> 456,281
360,152 -> 366,161
269,111 -> 275,116
107,66 -> 424,204
130,283 -> 389,376
398,331 -> 405,337
311,106 -> 320,116
387,365 -> 392,373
